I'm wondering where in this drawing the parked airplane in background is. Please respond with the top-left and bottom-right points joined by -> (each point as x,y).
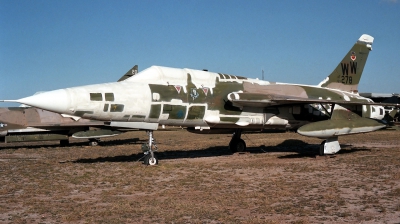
0,66 -> 138,146
0,106 -> 123,146
3,35 -> 399,165
360,93 -> 400,126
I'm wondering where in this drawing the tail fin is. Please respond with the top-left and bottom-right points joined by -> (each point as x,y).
118,65 -> 138,82
318,34 -> 374,94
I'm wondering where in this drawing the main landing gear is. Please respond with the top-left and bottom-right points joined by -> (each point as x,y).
141,129 -> 247,165
141,130 -> 159,166
229,129 -> 246,152
88,138 -> 99,146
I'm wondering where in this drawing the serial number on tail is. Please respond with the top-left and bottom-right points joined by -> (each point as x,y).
341,75 -> 353,84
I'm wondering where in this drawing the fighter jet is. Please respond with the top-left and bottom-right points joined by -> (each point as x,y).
0,65 -> 139,146
3,34 -> 399,165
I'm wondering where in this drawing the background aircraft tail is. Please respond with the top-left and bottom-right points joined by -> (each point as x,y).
318,34 -> 373,94
118,65 -> 138,82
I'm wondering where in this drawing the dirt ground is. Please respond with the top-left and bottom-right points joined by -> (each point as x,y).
0,128 -> 399,223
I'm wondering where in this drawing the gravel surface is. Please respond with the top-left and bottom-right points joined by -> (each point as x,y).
0,129 -> 399,223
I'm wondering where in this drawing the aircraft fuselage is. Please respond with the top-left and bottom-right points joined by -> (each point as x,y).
19,66 -> 383,132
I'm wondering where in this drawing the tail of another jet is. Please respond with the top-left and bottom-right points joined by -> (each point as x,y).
318,34 -> 374,94
118,65 -> 138,82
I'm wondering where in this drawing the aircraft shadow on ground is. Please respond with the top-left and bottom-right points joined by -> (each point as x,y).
73,153 -> 146,164
276,141 -> 371,159
0,137 -> 370,162
72,139 -> 369,164
261,139 -> 319,159
72,146 -> 233,164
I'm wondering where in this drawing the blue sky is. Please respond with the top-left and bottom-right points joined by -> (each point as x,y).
1,0 -> 399,106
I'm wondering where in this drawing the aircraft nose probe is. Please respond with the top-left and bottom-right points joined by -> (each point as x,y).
3,89 -> 72,114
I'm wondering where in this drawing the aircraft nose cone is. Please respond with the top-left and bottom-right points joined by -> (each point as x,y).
17,89 -> 71,114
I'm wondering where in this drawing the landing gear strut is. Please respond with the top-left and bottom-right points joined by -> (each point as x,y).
229,129 -> 246,152
141,130 -> 158,166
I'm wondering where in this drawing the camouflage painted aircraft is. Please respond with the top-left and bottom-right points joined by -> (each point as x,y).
0,66 -> 138,146
3,34 -> 399,165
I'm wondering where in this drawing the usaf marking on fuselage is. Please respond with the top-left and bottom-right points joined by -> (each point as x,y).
3,35 -> 399,165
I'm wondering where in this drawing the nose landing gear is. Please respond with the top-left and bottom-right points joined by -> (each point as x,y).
141,130 -> 159,165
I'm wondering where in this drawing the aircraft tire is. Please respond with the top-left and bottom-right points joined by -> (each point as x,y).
144,154 -> 158,166
229,139 -> 246,152
89,139 -> 98,146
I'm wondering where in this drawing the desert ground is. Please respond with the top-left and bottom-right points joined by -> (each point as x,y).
0,128 -> 399,223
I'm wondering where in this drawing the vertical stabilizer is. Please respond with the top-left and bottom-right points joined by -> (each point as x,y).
318,34 -> 373,94
118,65 -> 138,82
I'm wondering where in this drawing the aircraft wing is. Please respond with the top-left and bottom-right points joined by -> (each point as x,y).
227,92 -> 400,108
